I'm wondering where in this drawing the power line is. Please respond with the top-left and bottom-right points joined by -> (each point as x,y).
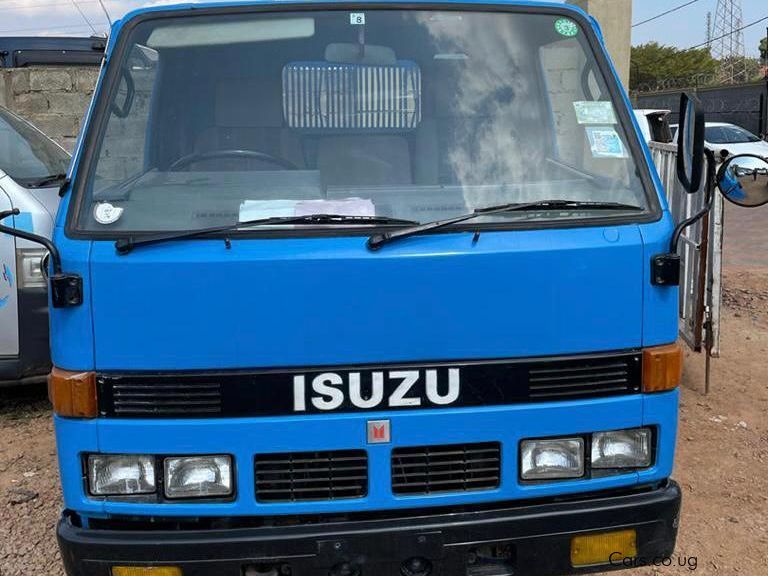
69,0 -> 98,36
685,14 -> 768,52
96,0 -> 111,26
632,0 -> 703,28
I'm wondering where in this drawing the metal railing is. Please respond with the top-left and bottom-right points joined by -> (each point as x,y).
649,142 -> 724,392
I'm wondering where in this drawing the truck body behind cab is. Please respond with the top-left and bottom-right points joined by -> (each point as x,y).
48,2 -> 682,575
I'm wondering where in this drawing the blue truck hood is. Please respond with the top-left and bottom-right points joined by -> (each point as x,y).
77,225 -> 660,371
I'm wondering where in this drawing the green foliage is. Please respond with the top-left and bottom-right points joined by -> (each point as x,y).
630,42 -> 718,90
761,37 -> 767,61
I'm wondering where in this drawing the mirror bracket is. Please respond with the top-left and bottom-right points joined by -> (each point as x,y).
651,254 -> 681,286
653,148 -> 717,287
0,209 -> 83,308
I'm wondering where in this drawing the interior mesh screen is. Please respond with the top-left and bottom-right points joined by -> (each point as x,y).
283,61 -> 422,131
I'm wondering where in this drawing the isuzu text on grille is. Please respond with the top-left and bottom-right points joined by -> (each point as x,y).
292,369 -> 461,411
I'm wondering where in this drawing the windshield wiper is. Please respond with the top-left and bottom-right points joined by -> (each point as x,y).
115,214 -> 418,255
23,173 -> 69,189
367,200 -> 644,251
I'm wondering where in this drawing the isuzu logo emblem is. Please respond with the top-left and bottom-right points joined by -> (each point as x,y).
367,420 -> 391,444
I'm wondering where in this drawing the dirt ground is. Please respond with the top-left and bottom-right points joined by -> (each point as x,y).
1,269 -> 767,574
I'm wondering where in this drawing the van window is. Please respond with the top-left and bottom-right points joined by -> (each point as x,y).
0,108 -> 70,186
75,9 -> 653,233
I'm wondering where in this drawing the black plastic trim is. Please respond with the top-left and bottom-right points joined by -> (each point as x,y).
65,2 -> 662,241
97,350 -> 643,419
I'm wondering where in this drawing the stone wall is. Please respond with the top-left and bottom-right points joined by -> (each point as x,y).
0,67 -> 99,152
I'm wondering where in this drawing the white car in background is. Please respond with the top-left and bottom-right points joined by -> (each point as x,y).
0,106 -> 70,386
671,122 -> 768,159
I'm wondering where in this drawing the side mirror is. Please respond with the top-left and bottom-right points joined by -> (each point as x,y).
717,154 -> 768,208
676,93 -> 705,193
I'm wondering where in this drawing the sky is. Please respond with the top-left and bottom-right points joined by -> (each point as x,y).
0,0 -> 765,58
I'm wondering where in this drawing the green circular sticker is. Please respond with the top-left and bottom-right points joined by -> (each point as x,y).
555,18 -> 579,37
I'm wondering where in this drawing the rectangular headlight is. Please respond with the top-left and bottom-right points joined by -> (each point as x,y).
591,428 -> 652,469
88,454 -> 155,496
164,455 -> 232,499
521,438 -> 584,480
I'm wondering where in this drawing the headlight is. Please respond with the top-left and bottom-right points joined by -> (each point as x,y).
520,438 -> 584,480
591,428 -> 652,469
88,454 -> 155,496
164,455 -> 232,499
16,248 -> 48,289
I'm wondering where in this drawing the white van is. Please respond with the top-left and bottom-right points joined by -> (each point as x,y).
0,106 -> 70,386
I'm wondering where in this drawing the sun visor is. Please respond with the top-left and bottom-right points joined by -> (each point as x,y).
147,18 -> 315,49
282,60 -> 422,132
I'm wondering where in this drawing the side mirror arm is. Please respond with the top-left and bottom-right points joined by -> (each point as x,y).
652,149 -> 716,287
669,149 -> 716,254
0,208 -> 83,308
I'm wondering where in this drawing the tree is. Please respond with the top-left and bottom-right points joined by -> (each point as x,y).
761,37 -> 767,62
631,42 -> 718,90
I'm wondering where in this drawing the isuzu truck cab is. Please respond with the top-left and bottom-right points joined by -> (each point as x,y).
5,1 -> 767,575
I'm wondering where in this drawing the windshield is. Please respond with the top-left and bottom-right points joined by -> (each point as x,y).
0,108 -> 70,185
75,9 -> 653,233
705,125 -> 761,145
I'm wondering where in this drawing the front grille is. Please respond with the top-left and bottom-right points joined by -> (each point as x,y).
105,380 -> 222,416
97,352 -> 642,418
255,450 -> 368,502
392,442 -> 501,495
527,355 -> 640,400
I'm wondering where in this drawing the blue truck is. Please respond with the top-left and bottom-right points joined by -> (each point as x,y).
2,1 -> 767,575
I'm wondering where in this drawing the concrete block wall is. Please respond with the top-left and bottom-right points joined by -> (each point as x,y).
0,67 -> 100,152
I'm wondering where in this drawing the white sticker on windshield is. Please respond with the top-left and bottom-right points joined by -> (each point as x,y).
586,127 -> 628,159
93,202 -> 123,225
573,101 -> 617,125
350,13 -> 366,25
239,198 -> 376,222
239,200 -> 298,222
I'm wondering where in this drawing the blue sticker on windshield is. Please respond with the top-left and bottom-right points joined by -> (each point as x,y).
586,127 -> 628,159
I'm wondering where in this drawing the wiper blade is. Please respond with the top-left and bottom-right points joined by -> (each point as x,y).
115,213 -> 418,255
367,200 -> 643,251
476,200 -> 644,213
23,173 -> 69,189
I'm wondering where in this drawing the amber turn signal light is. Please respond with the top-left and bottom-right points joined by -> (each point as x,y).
48,368 -> 97,418
642,343 -> 683,393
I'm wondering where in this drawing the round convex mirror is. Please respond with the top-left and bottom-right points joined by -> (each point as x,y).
717,154 -> 768,208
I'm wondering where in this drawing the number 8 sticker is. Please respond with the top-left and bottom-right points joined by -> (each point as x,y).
350,13 -> 366,25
